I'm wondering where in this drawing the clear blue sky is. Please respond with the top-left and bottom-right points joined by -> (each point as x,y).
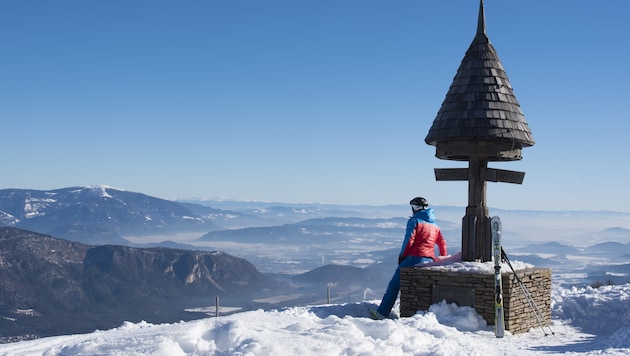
2,1 -> 629,212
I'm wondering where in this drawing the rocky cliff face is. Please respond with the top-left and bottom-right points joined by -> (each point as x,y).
0,227 -> 271,340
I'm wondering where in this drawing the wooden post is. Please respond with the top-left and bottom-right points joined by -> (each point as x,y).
463,156 -> 491,262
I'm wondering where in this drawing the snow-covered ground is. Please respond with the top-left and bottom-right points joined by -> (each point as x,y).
1,282 -> 628,355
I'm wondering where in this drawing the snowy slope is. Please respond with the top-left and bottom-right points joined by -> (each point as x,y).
0,284 -> 628,356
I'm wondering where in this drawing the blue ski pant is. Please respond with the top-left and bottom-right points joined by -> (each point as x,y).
377,256 -> 433,317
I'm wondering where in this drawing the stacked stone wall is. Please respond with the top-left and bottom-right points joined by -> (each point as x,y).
399,267 -> 551,334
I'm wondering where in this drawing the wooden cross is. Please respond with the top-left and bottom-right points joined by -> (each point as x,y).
434,156 -> 525,262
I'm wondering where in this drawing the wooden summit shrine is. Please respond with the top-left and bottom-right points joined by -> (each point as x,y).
425,0 -> 535,262
400,1 -> 550,334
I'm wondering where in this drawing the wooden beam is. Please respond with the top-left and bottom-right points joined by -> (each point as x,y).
434,168 -> 468,181
434,141 -> 523,161
483,168 -> 525,184
434,168 -> 525,184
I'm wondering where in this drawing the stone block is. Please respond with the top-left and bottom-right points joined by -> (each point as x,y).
399,266 -> 551,334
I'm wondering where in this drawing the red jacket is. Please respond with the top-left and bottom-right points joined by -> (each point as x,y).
400,208 -> 447,260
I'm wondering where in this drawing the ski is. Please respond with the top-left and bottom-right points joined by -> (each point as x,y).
492,216 -> 505,338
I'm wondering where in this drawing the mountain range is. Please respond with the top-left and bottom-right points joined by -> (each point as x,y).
0,227 -> 274,340
0,186 -> 227,244
1,185 -> 629,341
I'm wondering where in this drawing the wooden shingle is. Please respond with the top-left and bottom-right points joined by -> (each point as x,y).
425,0 -> 535,161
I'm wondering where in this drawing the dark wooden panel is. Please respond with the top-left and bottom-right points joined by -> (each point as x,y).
434,168 -> 468,181
434,167 -> 525,184
483,168 -> 525,184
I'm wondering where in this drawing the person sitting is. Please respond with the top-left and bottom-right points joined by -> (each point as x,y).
370,197 -> 448,319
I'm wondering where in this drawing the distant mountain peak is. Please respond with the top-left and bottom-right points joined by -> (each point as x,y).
602,227 -> 630,233
0,186 -> 220,244
76,184 -> 120,198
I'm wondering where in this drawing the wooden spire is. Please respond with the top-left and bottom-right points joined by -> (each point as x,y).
474,0 -> 488,44
424,0 -> 534,162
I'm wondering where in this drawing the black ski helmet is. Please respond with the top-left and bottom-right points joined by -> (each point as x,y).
410,197 -> 428,209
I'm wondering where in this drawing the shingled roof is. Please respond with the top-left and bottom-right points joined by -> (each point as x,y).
425,0 -> 535,161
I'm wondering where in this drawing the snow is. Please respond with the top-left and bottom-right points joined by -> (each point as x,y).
78,184 -> 124,198
1,284 -> 629,355
23,197 -> 56,219
411,251 -> 533,274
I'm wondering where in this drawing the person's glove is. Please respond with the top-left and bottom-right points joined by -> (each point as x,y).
398,254 -> 404,265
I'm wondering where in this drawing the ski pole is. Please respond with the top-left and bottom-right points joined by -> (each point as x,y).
501,248 -> 555,336
501,248 -> 551,336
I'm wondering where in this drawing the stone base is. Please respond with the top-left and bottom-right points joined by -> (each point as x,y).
399,266 -> 551,334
